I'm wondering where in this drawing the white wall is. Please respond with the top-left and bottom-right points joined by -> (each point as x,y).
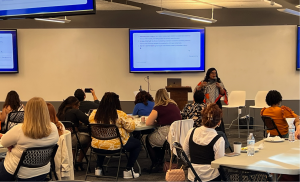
1,25 -> 299,101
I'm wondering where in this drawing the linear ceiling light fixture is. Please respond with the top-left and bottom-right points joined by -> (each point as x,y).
277,8 -> 300,16
156,10 -> 217,23
35,16 -> 71,23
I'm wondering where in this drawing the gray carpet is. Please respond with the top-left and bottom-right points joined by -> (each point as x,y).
73,127 -> 264,181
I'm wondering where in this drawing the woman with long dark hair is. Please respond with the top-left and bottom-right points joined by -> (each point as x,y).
89,92 -> 141,179
57,96 -> 90,170
195,68 -> 228,108
133,91 -> 154,116
0,91 -> 24,131
195,68 -> 228,132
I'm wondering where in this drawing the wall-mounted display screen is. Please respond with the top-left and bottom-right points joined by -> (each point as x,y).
0,0 -> 95,19
297,26 -> 300,70
129,29 -> 205,73
0,30 -> 18,73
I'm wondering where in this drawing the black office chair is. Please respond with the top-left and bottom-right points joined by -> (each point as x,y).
173,142 -> 202,182
219,165 -> 273,182
261,116 -> 282,138
2,111 -> 24,133
61,121 -> 90,170
13,144 -> 58,181
85,123 -> 141,181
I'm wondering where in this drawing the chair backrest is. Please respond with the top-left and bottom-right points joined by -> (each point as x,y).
254,91 -> 268,108
14,144 -> 59,178
89,123 -> 123,147
228,91 -> 246,107
219,165 -> 272,182
5,111 -> 25,132
61,121 -> 76,134
173,142 -> 202,182
261,116 -> 282,138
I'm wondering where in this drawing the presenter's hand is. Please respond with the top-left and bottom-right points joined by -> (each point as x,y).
216,82 -> 222,88
200,81 -> 207,88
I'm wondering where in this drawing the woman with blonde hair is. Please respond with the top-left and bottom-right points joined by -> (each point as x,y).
145,88 -> 181,173
0,97 -> 59,181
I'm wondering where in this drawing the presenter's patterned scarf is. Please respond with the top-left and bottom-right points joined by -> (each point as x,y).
195,79 -> 228,105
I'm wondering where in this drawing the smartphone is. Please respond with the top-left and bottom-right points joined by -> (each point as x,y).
225,152 -> 240,157
85,88 -> 92,93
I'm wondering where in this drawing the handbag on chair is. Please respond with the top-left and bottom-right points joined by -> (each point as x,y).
163,143 -> 178,172
165,147 -> 185,182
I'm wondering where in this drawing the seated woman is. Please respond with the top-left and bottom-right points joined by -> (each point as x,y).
0,91 -> 24,132
132,91 -> 154,116
57,96 -> 90,170
89,92 -> 141,179
0,97 -> 59,181
47,103 -> 65,136
183,103 -> 225,182
145,88 -> 181,172
181,90 -> 206,127
261,90 -> 300,138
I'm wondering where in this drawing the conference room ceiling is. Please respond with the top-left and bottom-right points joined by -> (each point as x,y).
96,0 -> 141,10
127,0 -> 282,10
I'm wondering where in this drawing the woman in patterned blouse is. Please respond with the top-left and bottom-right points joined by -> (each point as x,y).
181,90 -> 206,127
89,92 -> 141,179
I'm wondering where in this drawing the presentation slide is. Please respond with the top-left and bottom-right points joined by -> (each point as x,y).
297,26 -> 300,70
0,0 -> 94,18
0,30 -> 18,73
0,0 -> 87,11
129,29 -> 205,72
0,34 -> 14,68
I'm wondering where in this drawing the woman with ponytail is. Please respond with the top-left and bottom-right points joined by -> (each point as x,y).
183,103 -> 225,182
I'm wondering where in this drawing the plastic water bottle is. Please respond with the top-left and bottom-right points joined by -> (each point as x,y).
289,126 -> 295,142
247,133 -> 255,156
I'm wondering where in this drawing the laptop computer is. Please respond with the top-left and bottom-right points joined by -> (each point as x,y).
167,78 -> 182,87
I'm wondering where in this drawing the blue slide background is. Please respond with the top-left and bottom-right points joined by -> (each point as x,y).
297,27 -> 300,70
0,30 -> 18,73
0,0 -> 94,17
129,29 -> 205,72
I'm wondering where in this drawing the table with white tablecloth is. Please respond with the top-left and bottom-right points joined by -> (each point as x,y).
211,140 -> 300,176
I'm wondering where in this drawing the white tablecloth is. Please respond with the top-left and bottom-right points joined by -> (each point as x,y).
211,140 -> 300,175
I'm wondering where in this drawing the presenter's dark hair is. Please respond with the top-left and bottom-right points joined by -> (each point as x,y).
194,90 -> 205,104
57,96 -> 79,121
94,92 -> 122,125
74,89 -> 85,101
204,68 -> 221,83
202,103 -> 222,128
3,90 -> 21,111
265,90 -> 282,106
135,91 -> 154,106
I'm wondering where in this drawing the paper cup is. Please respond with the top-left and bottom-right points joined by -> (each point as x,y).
233,142 -> 242,154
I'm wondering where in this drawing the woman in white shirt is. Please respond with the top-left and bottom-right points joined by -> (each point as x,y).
0,97 -> 59,181
183,103 -> 225,182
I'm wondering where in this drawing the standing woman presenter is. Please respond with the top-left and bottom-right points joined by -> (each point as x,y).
195,68 -> 228,132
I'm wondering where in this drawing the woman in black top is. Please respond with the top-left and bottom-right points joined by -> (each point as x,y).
57,96 -> 90,170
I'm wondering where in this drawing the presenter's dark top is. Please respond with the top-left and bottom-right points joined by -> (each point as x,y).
153,103 -> 181,126
64,109 -> 89,128
79,100 -> 100,114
